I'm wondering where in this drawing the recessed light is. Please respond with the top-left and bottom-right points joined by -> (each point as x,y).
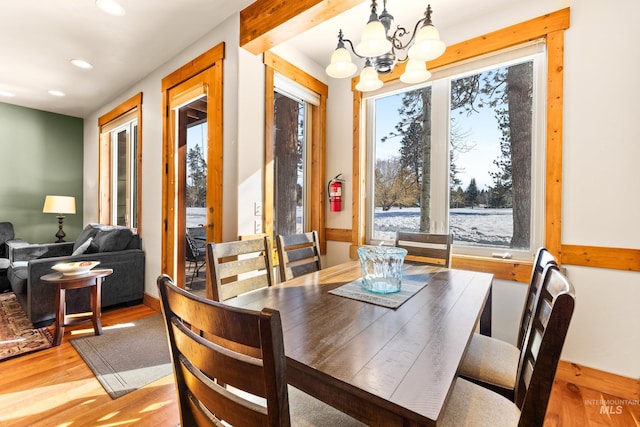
96,0 -> 126,16
71,59 -> 93,69
0,90 -> 15,97
48,90 -> 66,97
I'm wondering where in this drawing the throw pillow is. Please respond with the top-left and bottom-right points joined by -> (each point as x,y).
72,224 -> 102,253
71,237 -> 93,256
92,228 -> 133,252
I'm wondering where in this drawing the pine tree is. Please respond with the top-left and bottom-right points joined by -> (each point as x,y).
187,144 -> 207,207
465,178 -> 479,208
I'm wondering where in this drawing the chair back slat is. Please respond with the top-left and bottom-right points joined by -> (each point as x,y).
514,265 -> 576,426
394,232 -> 453,267
220,275 -> 272,302
207,236 -> 275,302
218,255 -> 270,279
157,274 -> 290,427
276,231 -> 322,282
516,248 -> 557,349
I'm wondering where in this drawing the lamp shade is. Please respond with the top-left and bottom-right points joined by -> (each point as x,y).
326,47 -> 358,79
43,195 -> 76,215
355,64 -> 383,92
356,20 -> 392,58
400,59 -> 432,84
407,24 -> 446,62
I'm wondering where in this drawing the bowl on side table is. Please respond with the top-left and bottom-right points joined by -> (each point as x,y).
51,261 -> 100,277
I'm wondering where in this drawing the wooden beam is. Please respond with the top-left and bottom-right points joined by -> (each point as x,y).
561,244 -> 640,272
326,228 -> 351,242
240,0 -> 363,55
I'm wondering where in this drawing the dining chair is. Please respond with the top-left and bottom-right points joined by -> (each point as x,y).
157,274 -> 365,427
185,232 -> 206,287
441,265 -> 576,426
206,236 -> 275,302
276,230 -> 322,282
394,231 -> 453,267
458,248 -> 557,400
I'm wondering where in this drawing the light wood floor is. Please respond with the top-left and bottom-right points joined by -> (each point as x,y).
0,302 -> 637,426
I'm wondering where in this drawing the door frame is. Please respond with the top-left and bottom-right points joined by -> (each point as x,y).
161,43 -> 224,286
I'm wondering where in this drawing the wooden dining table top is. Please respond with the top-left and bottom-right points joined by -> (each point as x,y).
226,260 -> 493,426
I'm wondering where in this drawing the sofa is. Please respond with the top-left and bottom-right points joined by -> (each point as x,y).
7,223 -> 145,327
0,222 -> 26,292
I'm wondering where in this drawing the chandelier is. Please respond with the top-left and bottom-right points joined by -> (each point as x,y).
325,1 -> 446,92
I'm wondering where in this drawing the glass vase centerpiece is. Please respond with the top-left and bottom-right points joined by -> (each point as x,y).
357,246 -> 408,294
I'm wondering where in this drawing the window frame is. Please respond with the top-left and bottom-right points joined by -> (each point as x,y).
351,10 -> 569,282
98,92 -> 143,235
363,46 -> 547,260
264,51 -> 328,253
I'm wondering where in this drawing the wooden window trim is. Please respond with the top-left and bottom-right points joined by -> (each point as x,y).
161,43 -> 225,281
351,9 -> 570,282
264,51 -> 328,254
98,92 -> 143,235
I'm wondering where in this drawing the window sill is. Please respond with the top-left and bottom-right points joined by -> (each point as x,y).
451,254 -> 533,283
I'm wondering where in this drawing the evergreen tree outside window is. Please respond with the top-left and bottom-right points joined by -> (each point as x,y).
273,74 -> 317,237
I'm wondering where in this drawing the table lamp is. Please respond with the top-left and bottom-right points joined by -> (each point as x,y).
43,195 -> 76,243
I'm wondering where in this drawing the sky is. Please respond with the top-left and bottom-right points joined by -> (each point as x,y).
374,91 -> 501,190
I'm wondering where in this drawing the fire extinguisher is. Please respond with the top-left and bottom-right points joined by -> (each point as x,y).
328,174 -> 344,212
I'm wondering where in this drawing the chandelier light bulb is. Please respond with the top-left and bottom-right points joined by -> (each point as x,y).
408,24 -> 446,62
356,19 -> 392,58
400,59 -> 432,84
326,47 -> 358,79
355,62 -> 383,92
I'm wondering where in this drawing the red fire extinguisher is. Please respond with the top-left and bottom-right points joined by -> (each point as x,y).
329,174 -> 344,212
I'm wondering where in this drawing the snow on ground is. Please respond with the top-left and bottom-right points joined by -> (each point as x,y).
187,206 -> 513,248
374,207 -> 512,248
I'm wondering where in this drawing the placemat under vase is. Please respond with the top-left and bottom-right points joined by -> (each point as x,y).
329,273 -> 431,309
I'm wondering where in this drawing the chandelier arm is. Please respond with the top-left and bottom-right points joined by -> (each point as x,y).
343,37 -> 366,59
401,17 -> 429,50
390,26 -> 409,50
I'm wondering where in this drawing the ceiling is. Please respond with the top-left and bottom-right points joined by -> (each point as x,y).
0,0 -> 254,118
0,0 -> 523,118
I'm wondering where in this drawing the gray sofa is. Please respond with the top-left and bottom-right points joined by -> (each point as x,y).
7,224 -> 145,327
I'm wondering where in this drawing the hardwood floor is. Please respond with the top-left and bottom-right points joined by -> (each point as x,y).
1,302 -> 637,426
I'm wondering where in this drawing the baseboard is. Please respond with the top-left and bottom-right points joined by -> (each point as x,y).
142,293 -> 161,313
556,360 -> 640,401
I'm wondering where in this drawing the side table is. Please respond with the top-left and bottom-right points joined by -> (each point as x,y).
40,268 -> 113,346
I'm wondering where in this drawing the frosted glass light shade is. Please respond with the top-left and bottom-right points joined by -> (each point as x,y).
408,24 -> 446,61
356,20 -> 392,58
355,65 -> 383,92
326,47 -> 358,78
400,59 -> 432,84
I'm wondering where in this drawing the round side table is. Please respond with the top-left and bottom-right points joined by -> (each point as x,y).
40,268 -> 113,346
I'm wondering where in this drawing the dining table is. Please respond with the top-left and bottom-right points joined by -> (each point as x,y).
226,260 -> 493,426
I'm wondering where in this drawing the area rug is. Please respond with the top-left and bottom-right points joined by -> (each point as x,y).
0,292 -> 53,361
70,314 -> 172,399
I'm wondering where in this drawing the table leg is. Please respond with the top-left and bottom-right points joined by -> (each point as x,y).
479,285 -> 492,336
53,287 -> 65,346
90,278 -> 103,336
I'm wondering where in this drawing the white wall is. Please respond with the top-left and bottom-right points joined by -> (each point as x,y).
83,0 -> 640,379
83,13 -> 243,302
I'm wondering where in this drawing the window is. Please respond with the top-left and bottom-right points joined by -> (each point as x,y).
366,44 -> 545,259
273,75 -> 317,236
264,52 -> 327,251
98,93 -> 142,233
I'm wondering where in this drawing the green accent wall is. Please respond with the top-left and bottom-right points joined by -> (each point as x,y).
0,102 -> 84,243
